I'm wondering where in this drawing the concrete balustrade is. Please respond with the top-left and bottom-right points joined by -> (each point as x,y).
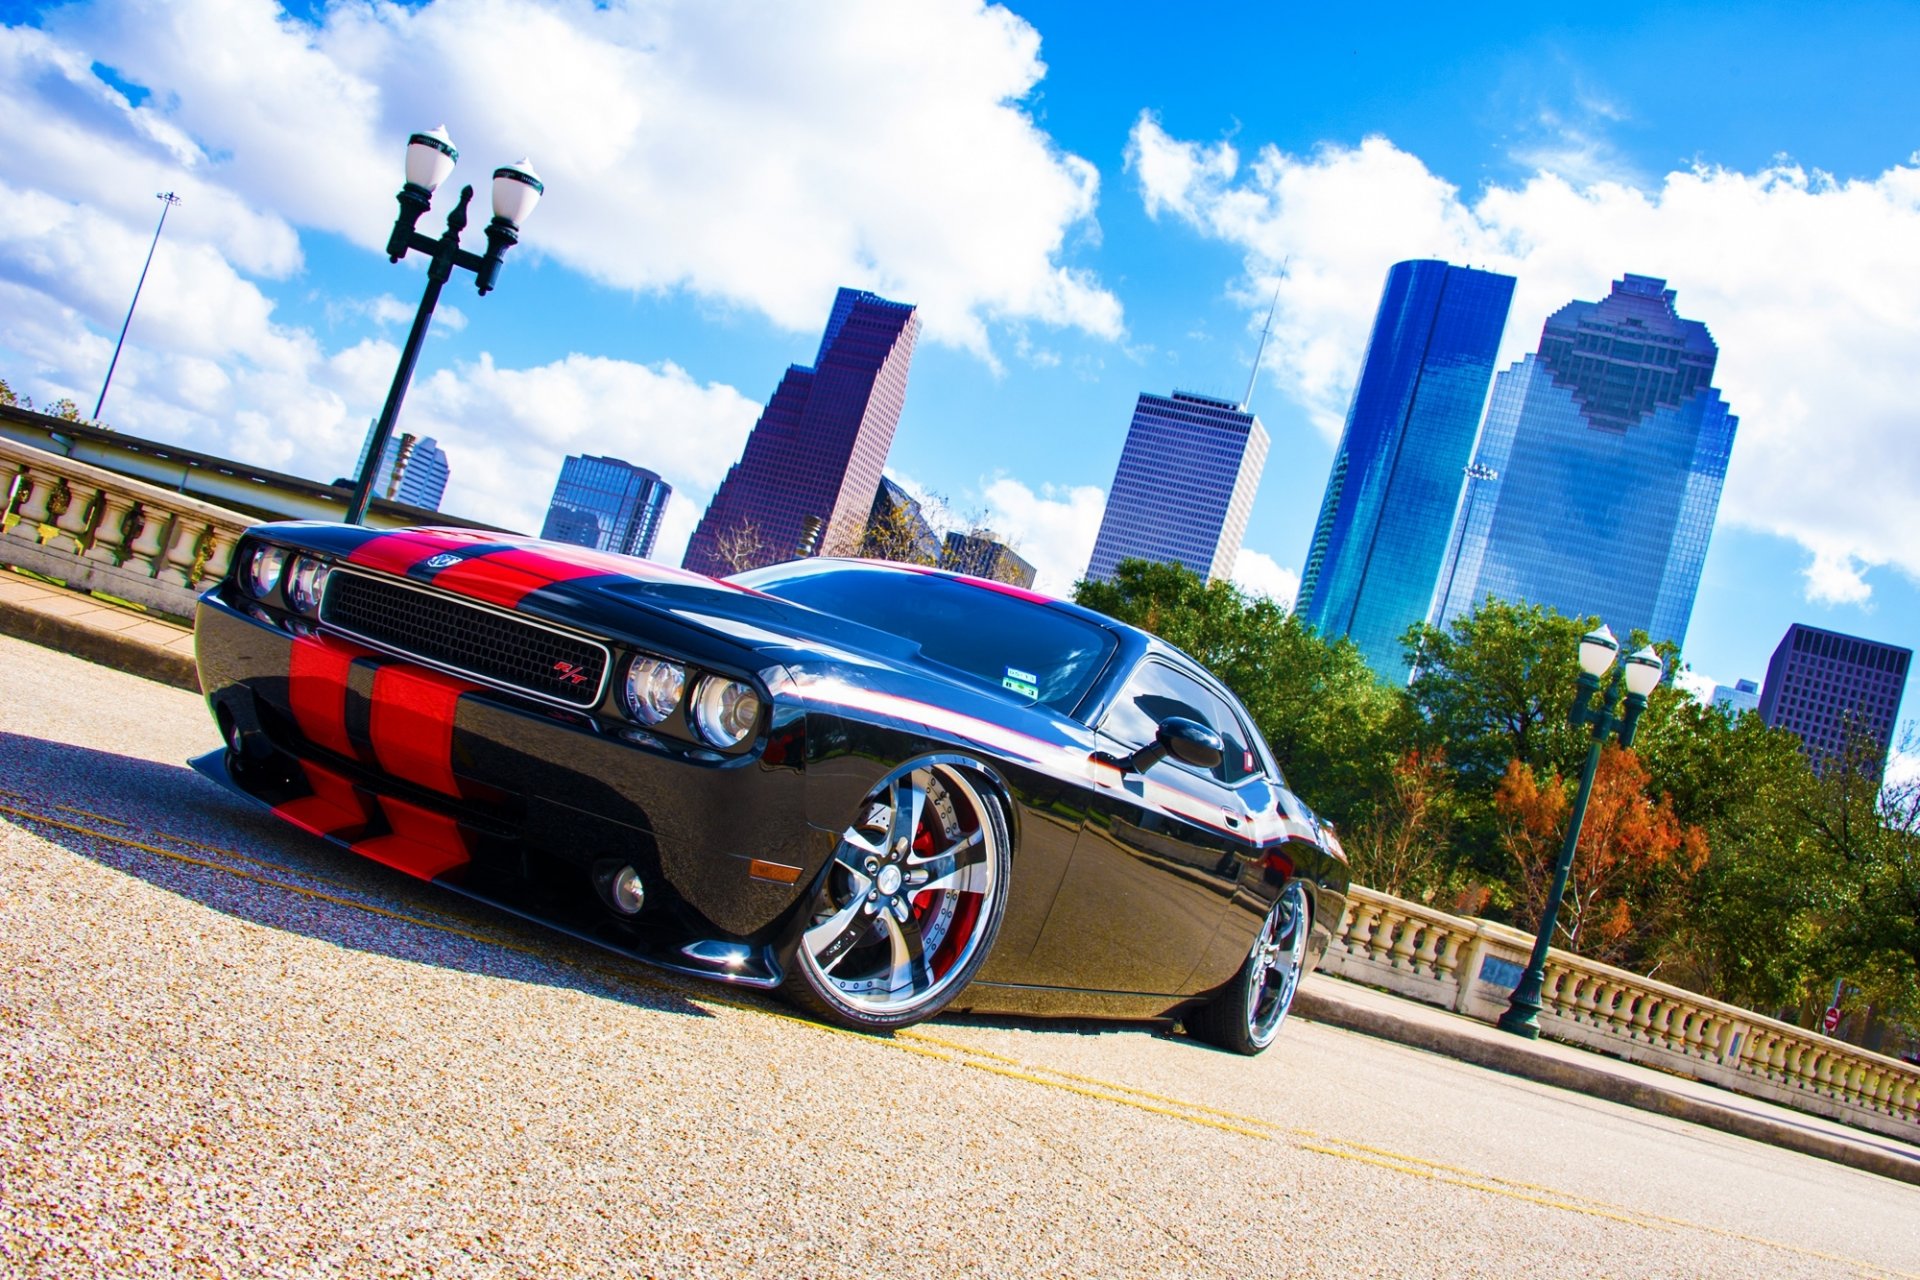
1,434 -> 258,619
1320,883 -> 1920,1143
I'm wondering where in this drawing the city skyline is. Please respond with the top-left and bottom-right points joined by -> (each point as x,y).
1297,260 -> 1515,682
2,1 -> 1917,757
1432,275 -> 1737,652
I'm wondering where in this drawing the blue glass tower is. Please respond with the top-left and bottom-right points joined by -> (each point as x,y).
540,455 -> 672,559
1432,275 -> 1738,648
1295,260 -> 1515,681
1084,391 -> 1269,584
353,425 -> 451,511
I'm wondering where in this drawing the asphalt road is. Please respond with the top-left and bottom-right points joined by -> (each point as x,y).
3,633 -> 1917,1279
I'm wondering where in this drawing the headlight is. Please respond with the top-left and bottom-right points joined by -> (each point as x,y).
690,676 -> 761,748
286,555 -> 331,615
623,655 -> 686,726
243,544 -> 288,600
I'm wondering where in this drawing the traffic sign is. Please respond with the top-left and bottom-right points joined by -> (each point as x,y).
1822,1005 -> 1842,1033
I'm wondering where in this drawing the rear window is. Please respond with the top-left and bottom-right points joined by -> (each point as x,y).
736,562 -> 1117,713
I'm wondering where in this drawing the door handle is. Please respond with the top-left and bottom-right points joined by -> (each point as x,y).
1224,812 -> 1241,828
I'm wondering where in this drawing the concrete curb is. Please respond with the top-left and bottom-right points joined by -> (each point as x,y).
0,595 -> 200,694
1295,985 -> 1920,1188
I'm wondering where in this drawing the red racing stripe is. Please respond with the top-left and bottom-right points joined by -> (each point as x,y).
352,796 -> 471,880
344,528 -> 493,576
368,663 -> 475,796
273,760 -> 373,839
427,546 -> 607,608
289,634 -> 367,759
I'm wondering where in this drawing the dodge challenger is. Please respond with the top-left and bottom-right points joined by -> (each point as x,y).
191,524 -> 1347,1053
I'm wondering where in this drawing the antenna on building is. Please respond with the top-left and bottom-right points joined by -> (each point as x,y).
1241,262 -> 1285,412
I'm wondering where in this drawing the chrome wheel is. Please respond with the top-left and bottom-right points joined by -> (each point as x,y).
1244,881 -> 1310,1047
1188,878 -> 1311,1054
784,760 -> 1008,1028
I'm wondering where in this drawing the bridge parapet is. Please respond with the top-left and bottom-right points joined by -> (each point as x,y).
2,433 -> 258,619
1322,884 -> 1920,1143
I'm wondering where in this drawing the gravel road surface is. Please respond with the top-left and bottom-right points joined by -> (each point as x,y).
3,634 -> 1917,1278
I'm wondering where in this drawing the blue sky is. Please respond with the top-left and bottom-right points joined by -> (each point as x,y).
3,0 -> 1918,747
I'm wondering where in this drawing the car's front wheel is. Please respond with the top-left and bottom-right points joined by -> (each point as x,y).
781,759 -> 1010,1031
1187,879 -> 1311,1055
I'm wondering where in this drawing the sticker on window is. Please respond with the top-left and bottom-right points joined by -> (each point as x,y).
1003,674 -> 1040,698
1005,667 -> 1037,684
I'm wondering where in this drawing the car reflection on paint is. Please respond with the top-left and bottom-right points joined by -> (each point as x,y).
192,524 -> 1348,1052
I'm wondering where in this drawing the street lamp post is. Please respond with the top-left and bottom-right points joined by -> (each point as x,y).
1497,624 -> 1665,1039
1434,460 -> 1498,628
95,190 -> 182,421
345,127 -> 543,525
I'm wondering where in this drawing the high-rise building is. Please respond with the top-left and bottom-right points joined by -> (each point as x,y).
861,476 -> 940,563
1431,275 -> 1738,648
1084,391 -> 1269,584
1758,624 -> 1911,776
1711,678 -> 1760,716
683,288 -> 919,577
354,425 -> 451,511
943,530 -> 1036,588
1296,260 -> 1515,681
540,455 -> 672,559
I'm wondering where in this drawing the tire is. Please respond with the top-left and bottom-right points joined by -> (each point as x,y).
1187,879 -> 1311,1055
781,759 -> 1011,1031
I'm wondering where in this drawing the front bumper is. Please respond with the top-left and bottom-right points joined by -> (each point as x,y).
193,590 -> 831,987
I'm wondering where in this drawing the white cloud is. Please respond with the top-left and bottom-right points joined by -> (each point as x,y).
971,473 -> 1105,596
399,353 -> 763,545
15,0 -> 1118,358
1127,113 -> 1920,604
1230,548 -> 1299,607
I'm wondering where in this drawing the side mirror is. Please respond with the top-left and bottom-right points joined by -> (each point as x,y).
1128,716 -> 1223,775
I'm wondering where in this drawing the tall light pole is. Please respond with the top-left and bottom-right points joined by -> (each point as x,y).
346,127 -> 543,525
1497,625 -> 1664,1039
95,190 -> 182,421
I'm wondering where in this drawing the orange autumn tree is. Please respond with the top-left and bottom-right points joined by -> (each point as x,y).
1495,744 -> 1709,967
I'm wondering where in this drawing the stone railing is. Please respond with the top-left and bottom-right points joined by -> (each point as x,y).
1,434 -> 260,619
1320,884 -> 1920,1143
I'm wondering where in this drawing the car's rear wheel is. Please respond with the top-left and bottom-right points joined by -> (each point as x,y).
1187,879 -> 1311,1055
781,759 -> 1009,1031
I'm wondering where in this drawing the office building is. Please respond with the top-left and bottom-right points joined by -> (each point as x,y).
1711,678 -> 1760,716
684,288 -> 920,577
1084,391 -> 1269,584
1758,624 -> 1910,776
861,476 -> 940,563
1431,275 -> 1738,648
540,455 -> 672,559
354,425 -> 451,511
943,530 -> 1036,588
1296,260 -> 1515,681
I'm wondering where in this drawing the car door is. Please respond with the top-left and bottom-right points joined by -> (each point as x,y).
1022,657 -> 1258,995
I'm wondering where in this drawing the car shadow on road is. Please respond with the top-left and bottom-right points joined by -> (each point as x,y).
0,731 -> 718,1023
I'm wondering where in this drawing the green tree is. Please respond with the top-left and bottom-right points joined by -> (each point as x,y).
1073,558 -> 1403,825
0,377 -> 16,407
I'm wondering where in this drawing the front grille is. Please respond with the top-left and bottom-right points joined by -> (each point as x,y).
323,569 -> 609,708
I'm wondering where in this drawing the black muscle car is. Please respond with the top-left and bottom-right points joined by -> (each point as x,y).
192,524 -> 1348,1053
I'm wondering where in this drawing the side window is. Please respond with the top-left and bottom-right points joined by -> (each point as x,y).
1100,661 -> 1258,785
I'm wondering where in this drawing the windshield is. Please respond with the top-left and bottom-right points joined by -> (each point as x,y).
735,562 -> 1118,713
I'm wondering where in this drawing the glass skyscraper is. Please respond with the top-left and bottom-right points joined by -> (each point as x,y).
540,454 -> 672,559
1084,391 -> 1269,584
1431,275 -> 1738,649
1295,260 -> 1515,681
683,288 -> 919,577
